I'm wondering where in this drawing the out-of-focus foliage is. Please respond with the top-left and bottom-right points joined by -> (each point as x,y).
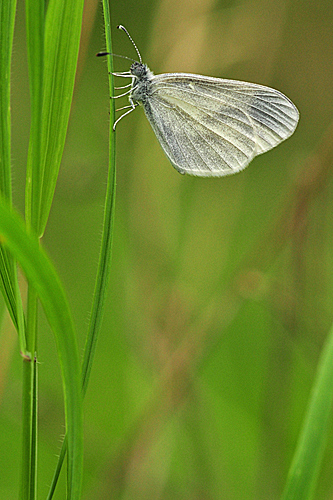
1,0 -> 333,498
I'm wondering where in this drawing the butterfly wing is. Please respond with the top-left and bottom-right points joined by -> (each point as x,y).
141,73 -> 299,176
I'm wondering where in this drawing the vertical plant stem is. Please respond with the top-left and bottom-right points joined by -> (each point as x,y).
45,1 -> 116,497
20,358 -> 34,499
30,355 -> 38,498
23,0 -> 44,495
81,0 -> 116,396
20,286 -> 38,500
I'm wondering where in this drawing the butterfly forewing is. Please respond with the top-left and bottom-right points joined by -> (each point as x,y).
142,73 -> 299,176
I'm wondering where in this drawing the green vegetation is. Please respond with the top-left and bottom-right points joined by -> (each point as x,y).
0,0 -> 333,499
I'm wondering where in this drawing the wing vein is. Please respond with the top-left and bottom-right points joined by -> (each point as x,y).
157,97 -> 247,172
153,83 -> 298,133
155,96 -> 253,159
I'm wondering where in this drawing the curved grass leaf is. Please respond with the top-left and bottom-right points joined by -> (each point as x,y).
0,199 -> 83,499
281,324 -> 333,500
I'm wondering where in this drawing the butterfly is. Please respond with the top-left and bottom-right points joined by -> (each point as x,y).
100,25 -> 299,177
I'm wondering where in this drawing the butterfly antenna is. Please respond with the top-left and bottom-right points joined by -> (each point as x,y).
96,52 -> 136,63
117,25 -> 142,63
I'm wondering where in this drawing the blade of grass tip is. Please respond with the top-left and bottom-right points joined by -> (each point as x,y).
25,0 -> 44,232
0,200 -> 84,500
281,322 -> 333,500
45,4 -> 116,498
37,0 -> 84,237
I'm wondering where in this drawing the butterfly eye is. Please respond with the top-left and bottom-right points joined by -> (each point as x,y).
130,62 -> 147,78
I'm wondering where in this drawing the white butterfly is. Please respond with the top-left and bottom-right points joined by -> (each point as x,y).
108,25 -> 299,177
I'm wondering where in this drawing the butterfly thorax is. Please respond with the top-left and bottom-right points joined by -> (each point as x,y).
130,62 -> 154,105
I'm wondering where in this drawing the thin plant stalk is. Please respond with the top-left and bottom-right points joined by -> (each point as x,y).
22,0 -> 44,496
46,1 -> 116,497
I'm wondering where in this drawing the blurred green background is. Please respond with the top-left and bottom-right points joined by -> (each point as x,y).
1,0 -> 333,498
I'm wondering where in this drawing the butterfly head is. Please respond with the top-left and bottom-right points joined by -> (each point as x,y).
130,62 -> 152,81
130,61 -> 147,77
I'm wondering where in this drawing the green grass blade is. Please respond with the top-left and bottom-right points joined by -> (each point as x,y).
25,0 -> 44,232
37,0 -> 84,237
0,0 -> 23,338
281,323 -> 333,500
46,435 -> 68,500
0,199 -> 83,500
46,4 -> 116,496
0,0 -> 15,202
81,0 -> 116,396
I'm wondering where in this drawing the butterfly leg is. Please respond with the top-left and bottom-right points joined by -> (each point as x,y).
114,83 -> 132,90
110,88 -> 132,99
110,72 -> 133,77
113,102 -> 138,130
